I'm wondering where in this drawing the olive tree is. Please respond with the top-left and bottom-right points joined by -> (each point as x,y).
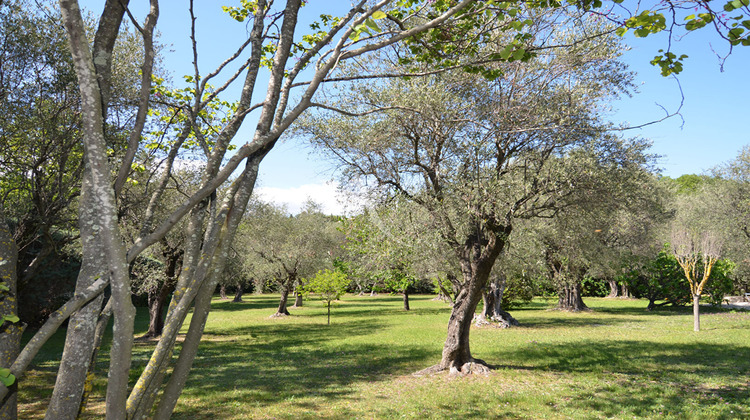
239,200 -> 343,317
301,16 -> 641,374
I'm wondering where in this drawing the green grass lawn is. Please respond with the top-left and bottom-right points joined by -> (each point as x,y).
18,295 -> 750,419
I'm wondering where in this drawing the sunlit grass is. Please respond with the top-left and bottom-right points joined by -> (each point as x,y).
18,295 -> 750,419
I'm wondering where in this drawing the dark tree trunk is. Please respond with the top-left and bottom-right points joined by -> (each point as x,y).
219,284 -> 228,300
232,286 -> 243,302
477,276 -> 518,328
143,246 -> 181,338
273,282 -> 292,317
293,291 -> 302,307
557,282 -> 588,311
144,280 -> 173,338
606,278 -> 619,298
403,291 -> 410,311
0,216 -> 22,420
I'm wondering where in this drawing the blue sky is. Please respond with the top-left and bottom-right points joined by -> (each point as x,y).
86,1 -> 750,212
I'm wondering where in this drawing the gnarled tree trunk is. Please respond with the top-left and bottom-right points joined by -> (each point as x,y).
477,275 -> 518,328
606,278 -> 618,298
233,286 -> 244,302
620,283 -> 630,298
420,225 -> 511,376
557,281 -> 588,312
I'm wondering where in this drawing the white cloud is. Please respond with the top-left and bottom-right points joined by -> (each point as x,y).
254,182 -> 361,215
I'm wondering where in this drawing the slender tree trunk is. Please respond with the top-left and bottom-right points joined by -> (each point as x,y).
403,291 -> 410,311
233,286 -> 244,302
152,159 -> 261,419
693,294 -> 701,331
45,172 -> 106,420
219,284 -> 228,299
293,291 -> 302,307
0,214 -> 22,420
606,278 -> 618,298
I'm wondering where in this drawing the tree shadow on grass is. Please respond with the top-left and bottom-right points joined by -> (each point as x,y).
168,318 -> 435,419
492,339 -> 750,418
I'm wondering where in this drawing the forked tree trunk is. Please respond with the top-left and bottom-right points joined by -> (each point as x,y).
606,278 -> 618,298
403,291 -> 410,311
693,294 -> 701,331
233,286 -> 244,302
0,215 -> 22,420
620,283 -> 630,298
557,282 -> 588,312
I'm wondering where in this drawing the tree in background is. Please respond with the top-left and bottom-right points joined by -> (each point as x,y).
239,200 -> 343,317
712,146 -> 750,295
302,269 -> 349,325
671,229 -> 724,331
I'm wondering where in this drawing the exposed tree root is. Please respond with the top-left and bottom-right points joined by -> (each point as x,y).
413,358 -> 492,376
268,312 -> 289,318
473,312 -> 519,328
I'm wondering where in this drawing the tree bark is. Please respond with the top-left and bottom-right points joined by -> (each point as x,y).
275,284 -> 292,316
292,290 -> 302,307
0,214 -> 21,420
693,294 -> 701,332
430,225 -> 511,375
606,278 -> 618,298
557,281 -> 588,312
477,277 -> 519,327
403,291 -> 410,311
144,279 -> 173,338
152,158 -> 261,419
219,284 -> 228,300
620,283 -> 630,298
232,286 -> 244,303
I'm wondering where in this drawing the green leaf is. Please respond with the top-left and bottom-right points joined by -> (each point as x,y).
371,10 -> 386,20
635,28 -> 650,37
0,282 -> 8,292
499,45 -> 513,60
615,27 -> 627,37
512,48 -> 525,61
2,314 -> 19,323
0,368 -> 14,387
365,18 -> 381,32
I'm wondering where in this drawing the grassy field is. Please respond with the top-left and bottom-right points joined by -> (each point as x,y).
18,295 -> 750,419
